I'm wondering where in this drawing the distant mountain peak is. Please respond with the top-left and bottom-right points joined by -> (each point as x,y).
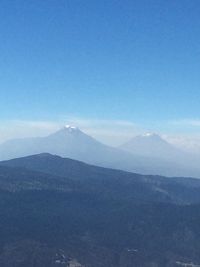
52,125 -> 81,136
64,125 -> 78,130
123,133 -> 169,147
140,133 -> 166,142
46,125 -> 83,140
142,132 -> 159,138
63,125 -> 79,132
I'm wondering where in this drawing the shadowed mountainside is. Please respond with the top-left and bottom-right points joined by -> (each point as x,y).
1,154 -> 200,266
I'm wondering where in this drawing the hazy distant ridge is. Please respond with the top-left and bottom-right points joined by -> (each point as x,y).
0,126 -> 200,177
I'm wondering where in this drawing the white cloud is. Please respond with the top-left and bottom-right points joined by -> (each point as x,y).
0,120 -> 61,144
161,119 -> 200,153
163,134 -> 200,154
169,119 -> 200,127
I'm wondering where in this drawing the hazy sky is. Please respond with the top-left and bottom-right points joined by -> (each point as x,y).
1,0 -> 200,145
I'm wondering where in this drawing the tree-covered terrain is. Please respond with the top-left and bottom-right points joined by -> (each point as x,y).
0,154 -> 200,267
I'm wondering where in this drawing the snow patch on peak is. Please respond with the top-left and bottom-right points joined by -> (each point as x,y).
142,133 -> 158,137
64,125 -> 79,131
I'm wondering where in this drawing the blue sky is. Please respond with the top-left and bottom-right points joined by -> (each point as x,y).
1,0 -> 200,143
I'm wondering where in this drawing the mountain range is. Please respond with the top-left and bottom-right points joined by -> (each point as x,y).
2,152 -> 200,204
0,125 -> 200,177
1,153 -> 200,266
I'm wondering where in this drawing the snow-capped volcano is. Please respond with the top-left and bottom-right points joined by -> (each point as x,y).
0,126 -> 102,162
119,133 -> 185,161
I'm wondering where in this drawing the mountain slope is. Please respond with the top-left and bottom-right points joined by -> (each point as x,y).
2,153 -> 200,204
1,155 -> 200,266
